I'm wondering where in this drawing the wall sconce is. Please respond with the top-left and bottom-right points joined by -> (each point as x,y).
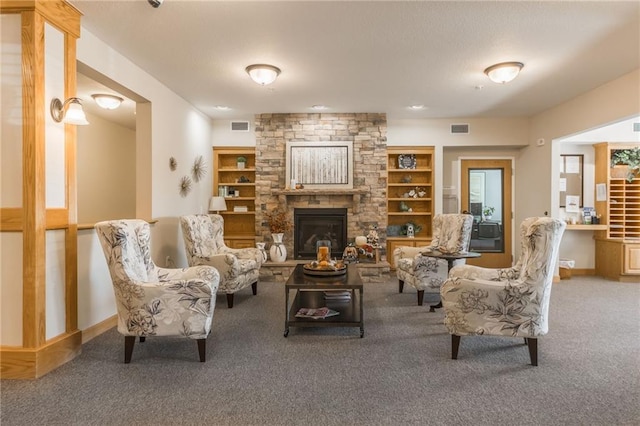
245,64 -> 281,86
483,62 -> 524,84
92,94 -> 124,110
209,196 -> 228,214
50,97 -> 89,125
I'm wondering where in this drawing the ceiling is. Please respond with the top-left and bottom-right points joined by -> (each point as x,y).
70,0 -> 639,128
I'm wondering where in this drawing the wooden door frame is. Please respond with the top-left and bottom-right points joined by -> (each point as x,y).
460,158 -> 513,268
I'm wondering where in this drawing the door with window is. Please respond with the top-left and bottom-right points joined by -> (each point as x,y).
461,159 -> 512,268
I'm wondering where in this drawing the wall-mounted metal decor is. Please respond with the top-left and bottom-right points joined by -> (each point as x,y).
169,157 -> 177,171
179,175 -> 192,197
192,155 -> 206,182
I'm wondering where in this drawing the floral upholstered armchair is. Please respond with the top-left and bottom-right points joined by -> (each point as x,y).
440,217 -> 566,366
95,219 -> 220,363
394,214 -> 473,306
180,214 -> 263,308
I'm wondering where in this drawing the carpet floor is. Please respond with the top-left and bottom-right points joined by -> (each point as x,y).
1,276 -> 639,425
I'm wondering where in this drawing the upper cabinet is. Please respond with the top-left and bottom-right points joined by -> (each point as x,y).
213,147 -> 256,249
386,147 -> 435,268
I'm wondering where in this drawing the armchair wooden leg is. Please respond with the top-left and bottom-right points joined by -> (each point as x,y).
398,280 -> 404,293
197,339 -> 206,362
417,290 -> 424,306
251,282 -> 257,295
527,337 -> 538,366
226,293 -> 234,309
124,336 -> 135,363
139,336 -> 145,343
452,335 -> 461,360
523,337 -> 528,345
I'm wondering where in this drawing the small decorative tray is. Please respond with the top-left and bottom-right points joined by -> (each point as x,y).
303,264 -> 347,276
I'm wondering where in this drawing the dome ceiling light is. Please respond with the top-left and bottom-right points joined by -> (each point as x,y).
484,61 -> 524,84
245,64 -> 281,86
92,94 -> 124,110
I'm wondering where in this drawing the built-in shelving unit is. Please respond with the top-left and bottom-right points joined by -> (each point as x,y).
213,147 -> 256,249
386,147 -> 435,269
593,142 -> 640,281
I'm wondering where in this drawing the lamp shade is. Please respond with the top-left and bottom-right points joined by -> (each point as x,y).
245,64 -> 281,85
209,196 -> 227,213
484,62 -> 524,84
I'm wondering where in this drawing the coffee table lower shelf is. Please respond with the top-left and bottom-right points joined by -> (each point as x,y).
284,290 -> 364,338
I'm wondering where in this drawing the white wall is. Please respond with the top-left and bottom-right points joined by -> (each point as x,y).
212,117 -> 256,147
77,111 -> 136,223
76,29 -> 214,331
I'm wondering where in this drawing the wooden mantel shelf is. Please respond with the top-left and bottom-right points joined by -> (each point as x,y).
275,189 -> 367,196
274,188 -> 368,213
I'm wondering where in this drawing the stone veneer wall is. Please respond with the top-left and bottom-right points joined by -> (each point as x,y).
255,113 -> 388,260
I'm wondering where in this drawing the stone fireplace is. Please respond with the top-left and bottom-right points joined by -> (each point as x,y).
255,113 -> 388,260
294,208 -> 347,259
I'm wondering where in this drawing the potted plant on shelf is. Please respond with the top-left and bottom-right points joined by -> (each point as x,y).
237,155 -> 247,169
610,147 -> 640,183
483,206 -> 495,220
265,208 -> 292,262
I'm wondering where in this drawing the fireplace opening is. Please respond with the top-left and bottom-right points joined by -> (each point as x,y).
294,208 -> 347,259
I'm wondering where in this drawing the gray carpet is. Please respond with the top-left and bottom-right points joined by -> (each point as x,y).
2,276 -> 639,425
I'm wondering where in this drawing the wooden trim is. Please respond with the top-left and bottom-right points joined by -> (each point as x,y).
1,1 -> 81,38
46,208 -> 68,228
0,330 -> 82,379
572,268 -> 596,276
82,315 -> 117,344
0,208 -> 23,231
22,10 -> 47,349
64,31 -> 78,333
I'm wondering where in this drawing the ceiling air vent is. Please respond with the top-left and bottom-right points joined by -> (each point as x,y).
451,123 -> 469,134
230,121 -> 250,132
633,122 -> 640,132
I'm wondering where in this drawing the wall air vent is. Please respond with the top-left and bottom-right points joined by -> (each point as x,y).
451,124 -> 469,134
633,122 -> 640,132
230,121 -> 250,132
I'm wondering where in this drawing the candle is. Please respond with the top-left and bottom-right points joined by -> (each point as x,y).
355,236 -> 367,247
317,246 -> 330,262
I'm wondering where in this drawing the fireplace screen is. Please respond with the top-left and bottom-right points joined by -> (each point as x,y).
294,208 -> 348,259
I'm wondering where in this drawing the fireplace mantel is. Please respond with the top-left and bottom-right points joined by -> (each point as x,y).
274,189 -> 367,213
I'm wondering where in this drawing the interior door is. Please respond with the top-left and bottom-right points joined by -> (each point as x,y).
461,159 -> 513,268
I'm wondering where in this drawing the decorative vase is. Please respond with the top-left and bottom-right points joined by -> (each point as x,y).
269,233 -> 287,262
256,242 -> 268,263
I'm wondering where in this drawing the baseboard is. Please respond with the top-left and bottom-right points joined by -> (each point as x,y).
1,330 -> 82,379
571,268 -> 595,276
82,315 -> 117,344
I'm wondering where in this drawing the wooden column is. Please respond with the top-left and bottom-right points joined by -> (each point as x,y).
1,0 -> 82,379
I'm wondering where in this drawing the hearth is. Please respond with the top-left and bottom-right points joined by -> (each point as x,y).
294,208 -> 347,259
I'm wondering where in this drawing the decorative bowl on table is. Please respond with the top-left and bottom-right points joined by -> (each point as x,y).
303,259 -> 347,276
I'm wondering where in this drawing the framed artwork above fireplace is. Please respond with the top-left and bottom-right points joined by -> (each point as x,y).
286,141 -> 354,189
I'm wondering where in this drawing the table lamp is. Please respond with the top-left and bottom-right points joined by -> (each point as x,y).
209,196 -> 227,214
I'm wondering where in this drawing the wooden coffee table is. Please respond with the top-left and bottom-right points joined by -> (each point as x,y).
284,264 -> 364,338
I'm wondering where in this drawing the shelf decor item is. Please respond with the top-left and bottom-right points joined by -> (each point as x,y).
398,154 -> 417,169
237,155 -> 247,169
610,147 -> 640,183
256,242 -> 268,262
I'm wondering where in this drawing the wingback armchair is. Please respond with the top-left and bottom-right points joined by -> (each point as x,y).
440,217 -> 566,366
95,219 -> 219,363
180,214 -> 263,308
394,213 -> 474,306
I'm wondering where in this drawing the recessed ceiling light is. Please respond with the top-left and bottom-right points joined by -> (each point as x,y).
215,105 -> 231,111
408,104 -> 425,110
311,105 -> 328,110
92,94 -> 124,110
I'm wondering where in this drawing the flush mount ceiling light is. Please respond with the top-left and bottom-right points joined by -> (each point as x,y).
484,61 -> 524,84
50,97 -> 89,125
92,94 -> 124,110
245,64 -> 281,86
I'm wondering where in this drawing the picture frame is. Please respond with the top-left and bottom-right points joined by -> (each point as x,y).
398,154 -> 417,169
285,141 -> 353,189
